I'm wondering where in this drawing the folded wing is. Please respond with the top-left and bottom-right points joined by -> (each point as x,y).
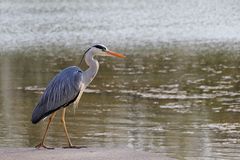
31,66 -> 83,124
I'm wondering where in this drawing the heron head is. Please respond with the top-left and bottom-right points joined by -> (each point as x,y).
80,44 -> 125,66
91,44 -> 125,58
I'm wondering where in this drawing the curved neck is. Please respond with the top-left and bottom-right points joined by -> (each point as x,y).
83,50 -> 99,86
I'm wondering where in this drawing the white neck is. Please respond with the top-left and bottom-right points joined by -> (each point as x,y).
83,50 -> 99,86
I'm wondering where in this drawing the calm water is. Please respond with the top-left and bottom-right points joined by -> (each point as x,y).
1,49 -> 240,159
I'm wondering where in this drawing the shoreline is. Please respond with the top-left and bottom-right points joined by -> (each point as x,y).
0,147 -> 175,160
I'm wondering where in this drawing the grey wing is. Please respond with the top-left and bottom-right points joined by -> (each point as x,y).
31,66 -> 84,124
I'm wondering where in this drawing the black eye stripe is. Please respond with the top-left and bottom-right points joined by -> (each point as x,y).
93,44 -> 107,51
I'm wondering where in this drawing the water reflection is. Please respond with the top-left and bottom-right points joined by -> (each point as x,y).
1,50 -> 240,159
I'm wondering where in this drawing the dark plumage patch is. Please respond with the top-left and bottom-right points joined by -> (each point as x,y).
93,44 -> 107,51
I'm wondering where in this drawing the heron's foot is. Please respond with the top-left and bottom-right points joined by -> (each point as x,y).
35,143 -> 54,149
63,145 -> 87,149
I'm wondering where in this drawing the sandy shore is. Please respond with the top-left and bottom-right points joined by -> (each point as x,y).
0,147 -> 174,160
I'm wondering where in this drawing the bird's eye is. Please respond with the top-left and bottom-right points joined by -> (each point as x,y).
102,48 -> 107,52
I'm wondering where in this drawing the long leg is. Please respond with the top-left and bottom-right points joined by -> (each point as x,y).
61,108 -> 85,149
35,112 -> 56,149
61,108 -> 73,147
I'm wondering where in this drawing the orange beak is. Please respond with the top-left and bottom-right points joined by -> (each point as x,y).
106,50 -> 126,58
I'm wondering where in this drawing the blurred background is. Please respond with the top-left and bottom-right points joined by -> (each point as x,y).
1,0 -> 240,159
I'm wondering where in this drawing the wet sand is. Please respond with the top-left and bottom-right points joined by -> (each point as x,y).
0,147 -> 174,160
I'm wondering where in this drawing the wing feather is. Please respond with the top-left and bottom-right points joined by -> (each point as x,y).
31,66 -> 83,124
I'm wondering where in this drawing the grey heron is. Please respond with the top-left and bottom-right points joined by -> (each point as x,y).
31,44 -> 125,149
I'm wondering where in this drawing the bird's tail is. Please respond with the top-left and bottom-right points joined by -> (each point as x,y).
31,104 -> 44,124
31,103 -> 58,124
